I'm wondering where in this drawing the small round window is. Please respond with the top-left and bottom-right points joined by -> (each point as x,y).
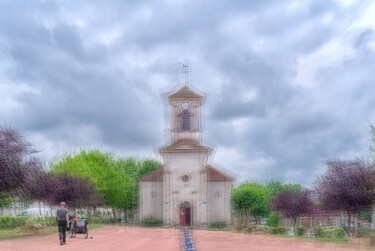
181,175 -> 189,182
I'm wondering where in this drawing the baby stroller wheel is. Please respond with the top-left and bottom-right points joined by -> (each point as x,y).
84,229 -> 88,239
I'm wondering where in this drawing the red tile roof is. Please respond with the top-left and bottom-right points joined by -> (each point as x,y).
206,165 -> 234,181
168,85 -> 203,100
138,166 -> 164,181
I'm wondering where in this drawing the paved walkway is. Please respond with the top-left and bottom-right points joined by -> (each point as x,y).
0,226 -> 180,251
193,230 -> 369,251
0,226 -> 372,251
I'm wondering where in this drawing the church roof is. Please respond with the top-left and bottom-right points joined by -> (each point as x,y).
168,85 -> 203,100
139,165 -> 234,182
206,165 -> 234,181
159,139 -> 212,153
138,166 -> 164,181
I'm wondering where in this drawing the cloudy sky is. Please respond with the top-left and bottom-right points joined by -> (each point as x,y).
1,0 -> 375,186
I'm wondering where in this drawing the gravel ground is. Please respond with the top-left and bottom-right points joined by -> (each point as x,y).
0,226 -> 180,251
193,230 -> 370,251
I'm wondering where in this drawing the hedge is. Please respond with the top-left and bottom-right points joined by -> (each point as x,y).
209,221 -> 227,228
270,226 -> 287,235
141,217 -> 163,227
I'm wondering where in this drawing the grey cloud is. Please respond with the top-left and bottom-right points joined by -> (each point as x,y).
1,0 -> 374,185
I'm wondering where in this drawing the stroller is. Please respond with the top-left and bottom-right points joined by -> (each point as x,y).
69,218 -> 89,239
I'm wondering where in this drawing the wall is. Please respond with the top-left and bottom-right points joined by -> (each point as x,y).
163,151 -> 208,227
207,181 -> 232,224
139,181 -> 163,221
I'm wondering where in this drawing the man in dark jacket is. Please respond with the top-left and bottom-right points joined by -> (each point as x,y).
56,202 -> 69,245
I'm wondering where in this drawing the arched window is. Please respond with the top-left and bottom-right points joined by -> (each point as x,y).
181,110 -> 190,131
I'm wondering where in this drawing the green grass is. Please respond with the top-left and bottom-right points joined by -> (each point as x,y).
0,223 -> 106,239
266,233 -> 348,243
0,227 -> 23,238
208,227 -> 232,231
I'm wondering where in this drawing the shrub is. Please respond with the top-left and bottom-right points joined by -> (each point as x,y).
0,215 -> 28,228
356,228 -> 374,238
277,226 -> 287,234
234,224 -> 246,231
210,221 -> 227,229
84,216 -> 120,224
323,229 -> 334,238
246,226 -> 254,233
314,226 -> 324,237
333,227 -> 346,239
141,217 -> 163,227
267,213 -> 279,227
270,226 -> 287,235
296,226 -> 306,236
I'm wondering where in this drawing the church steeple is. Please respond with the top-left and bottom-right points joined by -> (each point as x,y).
168,85 -> 204,143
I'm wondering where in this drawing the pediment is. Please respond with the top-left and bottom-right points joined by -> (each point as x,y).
160,139 -> 211,153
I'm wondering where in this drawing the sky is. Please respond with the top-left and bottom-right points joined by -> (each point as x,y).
1,0 -> 375,186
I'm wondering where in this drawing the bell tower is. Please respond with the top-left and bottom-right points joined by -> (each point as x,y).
168,85 -> 204,143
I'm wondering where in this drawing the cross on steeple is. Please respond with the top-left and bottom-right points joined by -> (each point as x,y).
178,60 -> 191,85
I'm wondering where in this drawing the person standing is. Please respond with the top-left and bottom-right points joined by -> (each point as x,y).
56,202 -> 69,245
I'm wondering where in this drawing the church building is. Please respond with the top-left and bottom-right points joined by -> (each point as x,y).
139,84 -> 233,227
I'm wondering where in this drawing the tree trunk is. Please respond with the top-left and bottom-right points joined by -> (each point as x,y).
39,201 -> 42,216
123,209 -> 127,223
112,207 -> 116,218
347,213 -> 352,236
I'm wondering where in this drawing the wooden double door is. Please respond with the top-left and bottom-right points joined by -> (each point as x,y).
180,202 -> 191,226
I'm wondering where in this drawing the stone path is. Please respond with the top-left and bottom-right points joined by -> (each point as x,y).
193,230 -> 369,251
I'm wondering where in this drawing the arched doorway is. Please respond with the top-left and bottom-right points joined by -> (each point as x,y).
179,201 -> 191,226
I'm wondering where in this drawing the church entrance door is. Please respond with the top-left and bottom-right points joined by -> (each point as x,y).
179,202 -> 191,226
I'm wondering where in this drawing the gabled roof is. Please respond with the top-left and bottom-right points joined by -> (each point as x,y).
139,164 -> 234,182
168,85 -> 203,100
159,139 -> 212,153
206,165 -> 234,181
139,166 -> 164,181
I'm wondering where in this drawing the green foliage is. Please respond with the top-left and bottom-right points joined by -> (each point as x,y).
267,213 -> 279,227
0,193 -> 14,209
245,225 -> 254,233
23,216 -> 55,229
358,209 -> 372,222
320,227 -> 346,239
210,221 -> 227,228
234,224 -> 246,231
0,215 -> 28,228
356,228 -> 375,237
323,229 -> 334,238
84,216 -> 120,224
141,217 -> 163,227
270,226 -> 287,235
370,125 -> 375,162
314,226 -> 324,237
50,150 -> 161,210
296,226 -> 306,236
232,182 -> 269,217
265,181 -> 302,198
334,227 -> 346,239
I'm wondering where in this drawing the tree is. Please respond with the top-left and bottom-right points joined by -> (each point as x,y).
113,157 -> 160,221
50,150 -> 161,217
316,159 -> 375,233
370,125 -> 375,162
265,180 -> 303,201
26,171 -> 103,209
272,189 -> 313,228
232,182 -> 269,225
0,125 -> 41,199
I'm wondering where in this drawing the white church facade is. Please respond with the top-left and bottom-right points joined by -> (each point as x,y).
139,85 -> 233,227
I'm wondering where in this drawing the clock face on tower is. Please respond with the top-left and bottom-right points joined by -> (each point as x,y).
181,101 -> 189,110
